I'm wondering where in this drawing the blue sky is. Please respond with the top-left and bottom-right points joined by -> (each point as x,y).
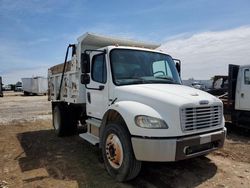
1,0 -> 250,84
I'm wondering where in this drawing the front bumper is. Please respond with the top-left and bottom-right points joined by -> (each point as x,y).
131,127 -> 226,162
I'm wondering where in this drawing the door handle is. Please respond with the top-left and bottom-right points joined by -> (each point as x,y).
241,93 -> 244,98
87,92 -> 91,103
99,85 -> 105,90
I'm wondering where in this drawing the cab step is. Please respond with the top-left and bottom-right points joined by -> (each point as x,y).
86,118 -> 101,128
79,118 -> 101,145
79,132 -> 99,145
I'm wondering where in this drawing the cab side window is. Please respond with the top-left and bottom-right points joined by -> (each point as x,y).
92,54 -> 107,83
153,61 -> 166,76
152,60 -> 173,77
244,69 -> 250,85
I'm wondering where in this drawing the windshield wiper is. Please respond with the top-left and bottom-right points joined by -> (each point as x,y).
116,77 -> 146,85
155,76 -> 175,82
117,76 -> 178,85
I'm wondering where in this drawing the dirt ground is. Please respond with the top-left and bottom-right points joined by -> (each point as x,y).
0,92 -> 249,188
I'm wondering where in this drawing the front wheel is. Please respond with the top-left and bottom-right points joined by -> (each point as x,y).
102,123 -> 141,182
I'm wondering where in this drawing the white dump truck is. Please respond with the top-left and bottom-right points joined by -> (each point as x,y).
48,33 -> 226,181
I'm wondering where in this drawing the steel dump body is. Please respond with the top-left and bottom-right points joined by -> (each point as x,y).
22,77 -> 48,95
48,59 -> 85,103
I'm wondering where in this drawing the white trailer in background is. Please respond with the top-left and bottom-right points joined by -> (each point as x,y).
22,77 -> 47,95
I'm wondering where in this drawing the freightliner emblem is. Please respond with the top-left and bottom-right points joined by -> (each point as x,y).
199,100 -> 209,105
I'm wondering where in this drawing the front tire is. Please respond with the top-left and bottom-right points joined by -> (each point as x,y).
102,123 -> 141,182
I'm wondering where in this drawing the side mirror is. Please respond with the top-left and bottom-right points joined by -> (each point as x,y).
81,74 -> 90,85
81,53 -> 90,73
173,59 -> 181,76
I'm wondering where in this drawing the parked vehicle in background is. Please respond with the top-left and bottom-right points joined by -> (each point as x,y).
22,77 -> 47,96
208,76 -> 228,96
0,77 -> 3,97
182,79 -> 212,91
191,81 -> 207,90
14,81 -> 23,92
3,84 -> 12,91
48,33 -> 226,181
208,64 -> 250,129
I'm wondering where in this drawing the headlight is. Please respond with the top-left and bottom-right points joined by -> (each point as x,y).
135,115 -> 168,129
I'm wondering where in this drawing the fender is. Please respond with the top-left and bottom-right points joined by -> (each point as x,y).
100,101 -> 163,138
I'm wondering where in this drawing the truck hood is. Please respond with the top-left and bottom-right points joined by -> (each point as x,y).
113,84 -> 223,137
114,84 -> 221,107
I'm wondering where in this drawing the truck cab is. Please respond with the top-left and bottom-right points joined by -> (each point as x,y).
235,65 -> 250,111
228,64 -> 250,128
48,33 -> 226,181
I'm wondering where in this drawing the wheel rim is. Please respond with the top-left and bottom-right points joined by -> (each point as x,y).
53,108 -> 60,131
105,133 -> 124,169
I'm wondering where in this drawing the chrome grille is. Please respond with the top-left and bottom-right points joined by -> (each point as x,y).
181,106 -> 222,131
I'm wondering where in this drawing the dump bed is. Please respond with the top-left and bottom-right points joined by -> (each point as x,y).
48,56 -> 85,103
77,32 -> 160,52
208,64 -> 240,121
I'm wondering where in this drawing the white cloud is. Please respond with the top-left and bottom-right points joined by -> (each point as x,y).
1,67 -> 47,85
159,26 -> 250,79
2,25 -> 250,84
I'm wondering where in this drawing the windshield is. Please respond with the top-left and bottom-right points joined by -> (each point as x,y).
110,49 -> 182,86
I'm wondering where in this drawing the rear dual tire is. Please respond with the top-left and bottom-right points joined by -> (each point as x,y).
53,103 -> 77,137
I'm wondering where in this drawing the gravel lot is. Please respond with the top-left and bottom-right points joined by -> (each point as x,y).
0,92 -> 249,188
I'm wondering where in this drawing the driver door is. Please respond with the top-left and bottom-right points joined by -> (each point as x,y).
86,53 -> 109,119
238,67 -> 250,111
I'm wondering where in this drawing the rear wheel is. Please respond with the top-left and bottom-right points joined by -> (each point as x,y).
52,103 -> 77,136
23,91 -> 29,96
53,104 -> 66,136
102,123 -> 141,182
